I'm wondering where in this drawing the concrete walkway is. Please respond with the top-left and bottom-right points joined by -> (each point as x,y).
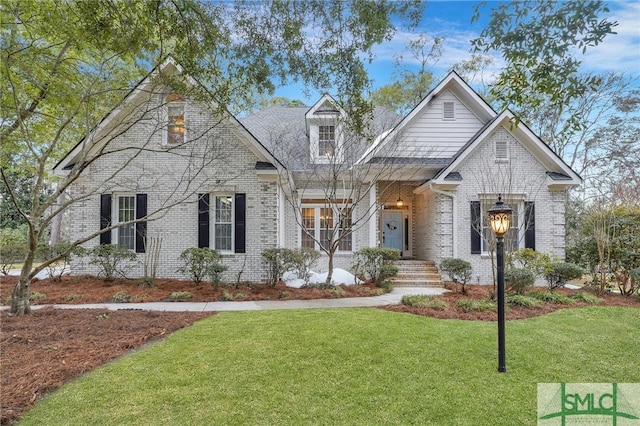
2,287 -> 447,312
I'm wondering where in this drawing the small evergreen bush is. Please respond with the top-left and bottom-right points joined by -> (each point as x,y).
89,244 -> 138,281
352,247 -> 400,287
29,291 -> 46,303
439,258 -> 473,294
504,268 -> 535,295
177,248 -> 227,286
543,262 -> 584,291
261,248 -> 297,287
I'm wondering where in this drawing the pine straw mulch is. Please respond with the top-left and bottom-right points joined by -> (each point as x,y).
381,283 -> 640,321
1,276 -> 639,425
0,308 -> 212,425
0,274 -> 382,306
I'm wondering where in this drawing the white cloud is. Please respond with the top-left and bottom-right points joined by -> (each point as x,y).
581,1 -> 640,74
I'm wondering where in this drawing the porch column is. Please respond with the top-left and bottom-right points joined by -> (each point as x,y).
369,184 -> 377,247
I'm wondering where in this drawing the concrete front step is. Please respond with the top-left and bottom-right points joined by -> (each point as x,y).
392,260 -> 443,287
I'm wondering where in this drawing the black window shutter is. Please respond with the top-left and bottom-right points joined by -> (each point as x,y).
135,194 -> 147,253
524,201 -> 535,250
234,193 -> 246,253
198,194 -> 210,248
470,201 -> 481,254
100,194 -> 112,245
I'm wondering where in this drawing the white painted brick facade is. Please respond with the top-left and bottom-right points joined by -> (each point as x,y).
68,88 -> 278,283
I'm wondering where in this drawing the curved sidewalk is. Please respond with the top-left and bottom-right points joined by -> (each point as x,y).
4,287 -> 447,312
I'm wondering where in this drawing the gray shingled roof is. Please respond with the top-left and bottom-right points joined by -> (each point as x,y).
240,105 -> 401,171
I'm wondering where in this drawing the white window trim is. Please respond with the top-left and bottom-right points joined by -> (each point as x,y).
443,101 -> 455,120
211,194 -> 234,253
113,194 -> 137,251
300,204 -> 353,252
310,120 -> 344,164
163,101 -> 186,146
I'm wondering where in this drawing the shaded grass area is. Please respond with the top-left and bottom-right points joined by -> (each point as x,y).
20,307 -> 640,425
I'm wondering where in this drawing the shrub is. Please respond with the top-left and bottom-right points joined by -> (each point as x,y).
277,290 -> 291,299
377,278 -> 395,292
290,247 -> 321,286
64,293 -> 83,302
220,291 -> 234,301
168,291 -> 193,301
504,268 -> 535,295
352,247 -> 400,286
528,290 -> 574,304
509,248 -> 556,278
29,291 -> 46,303
401,294 -> 448,310
543,262 -> 585,291
330,287 -> 346,298
37,241 -> 79,281
111,291 -> 132,303
176,248 -> 226,286
88,244 -> 138,281
261,248 -> 297,287
456,298 -> 497,312
506,294 -> 542,308
439,258 -> 473,294
0,227 -> 27,275
137,278 -> 155,288
570,292 -> 602,304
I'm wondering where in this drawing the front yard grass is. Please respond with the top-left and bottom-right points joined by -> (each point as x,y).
20,306 -> 639,425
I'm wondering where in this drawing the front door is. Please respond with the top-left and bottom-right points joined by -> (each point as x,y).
382,211 -> 403,255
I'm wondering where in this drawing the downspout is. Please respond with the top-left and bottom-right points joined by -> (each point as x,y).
428,183 -> 457,259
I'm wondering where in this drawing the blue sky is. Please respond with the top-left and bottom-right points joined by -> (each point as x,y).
275,0 -> 640,104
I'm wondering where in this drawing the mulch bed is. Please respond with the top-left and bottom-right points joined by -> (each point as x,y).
0,308 -> 212,425
1,275 -> 638,425
381,284 -> 640,321
0,274 -> 381,305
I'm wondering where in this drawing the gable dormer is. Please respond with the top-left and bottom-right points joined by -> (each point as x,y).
306,94 -> 346,164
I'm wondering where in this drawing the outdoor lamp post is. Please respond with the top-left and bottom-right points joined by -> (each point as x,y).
487,195 -> 512,373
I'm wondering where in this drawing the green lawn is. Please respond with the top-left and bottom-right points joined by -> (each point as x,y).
20,307 -> 639,425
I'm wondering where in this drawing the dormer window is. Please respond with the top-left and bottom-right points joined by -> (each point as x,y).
443,101 -> 455,120
165,93 -> 185,144
318,125 -> 335,157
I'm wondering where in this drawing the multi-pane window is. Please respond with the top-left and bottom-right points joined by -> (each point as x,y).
214,195 -> 233,251
301,208 -> 315,249
301,206 -> 352,252
318,125 -> 335,157
117,196 -> 136,250
482,201 -> 519,252
338,208 -> 352,251
167,103 -> 185,144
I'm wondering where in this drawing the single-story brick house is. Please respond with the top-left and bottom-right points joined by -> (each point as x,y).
54,58 -> 581,284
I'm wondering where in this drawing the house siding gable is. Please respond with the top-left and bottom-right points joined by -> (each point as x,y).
384,90 -> 486,159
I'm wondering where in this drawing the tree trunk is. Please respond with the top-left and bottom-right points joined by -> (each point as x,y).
10,255 -> 35,316
325,247 -> 335,285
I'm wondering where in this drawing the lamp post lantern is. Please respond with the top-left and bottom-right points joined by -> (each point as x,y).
487,195 -> 512,373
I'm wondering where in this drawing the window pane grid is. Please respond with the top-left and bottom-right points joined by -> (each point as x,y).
214,195 -> 233,251
167,104 -> 185,144
318,125 -> 335,157
302,208 -> 315,249
117,196 -> 135,250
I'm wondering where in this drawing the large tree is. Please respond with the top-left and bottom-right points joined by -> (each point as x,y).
1,0 -> 424,315
471,0 -> 618,116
